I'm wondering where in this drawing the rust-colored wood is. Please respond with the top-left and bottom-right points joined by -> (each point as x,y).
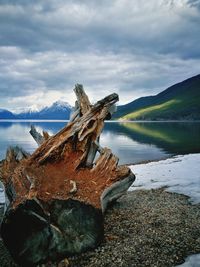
0,85 -> 135,266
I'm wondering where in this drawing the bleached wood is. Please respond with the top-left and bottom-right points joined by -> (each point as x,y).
29,125 -> 45,145
74,84 -> 91,115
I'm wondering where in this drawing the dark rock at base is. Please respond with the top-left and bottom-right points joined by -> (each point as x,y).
1,199 -> 103,267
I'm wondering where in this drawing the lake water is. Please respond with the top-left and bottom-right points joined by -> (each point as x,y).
0,121 -> 200,164
1,120 -> 199,203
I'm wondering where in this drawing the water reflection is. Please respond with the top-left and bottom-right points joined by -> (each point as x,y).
105,122 -> 200,155
0,121 -> 199,164
0,121 -> 66,160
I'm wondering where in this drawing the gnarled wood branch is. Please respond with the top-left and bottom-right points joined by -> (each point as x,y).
30,125 -> 50,146
0,85 -> 135,267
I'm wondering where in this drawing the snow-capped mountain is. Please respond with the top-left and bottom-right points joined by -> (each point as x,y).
14,105 -> 44,114
31,101 -> 73,120
0,101 -> 73,120
15,107 -> 41,119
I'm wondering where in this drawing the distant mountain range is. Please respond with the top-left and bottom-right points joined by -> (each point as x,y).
114,74 -> 200,120
1,75 -> 200,121
0,109 -> 16,119
0,101 -> 72,120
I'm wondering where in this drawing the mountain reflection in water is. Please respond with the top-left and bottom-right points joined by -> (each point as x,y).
0,121 -> 199,164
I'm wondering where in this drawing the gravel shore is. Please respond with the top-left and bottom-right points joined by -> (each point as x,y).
0,188 -> 200,267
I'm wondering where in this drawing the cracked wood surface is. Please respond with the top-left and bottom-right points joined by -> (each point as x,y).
0,85 -> 135,266
1,85 -> 135,210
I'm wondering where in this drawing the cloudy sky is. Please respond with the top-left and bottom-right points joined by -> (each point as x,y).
0,0 -> 200,111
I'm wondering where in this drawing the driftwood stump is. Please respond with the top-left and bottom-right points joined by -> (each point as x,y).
0,85 -> 135,266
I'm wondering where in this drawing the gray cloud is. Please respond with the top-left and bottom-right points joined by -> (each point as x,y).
0,0 -> 200,110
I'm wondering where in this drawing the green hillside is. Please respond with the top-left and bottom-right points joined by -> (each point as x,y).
116,74 -> 200,121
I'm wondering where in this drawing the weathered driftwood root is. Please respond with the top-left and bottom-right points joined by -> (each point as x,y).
30,125 -> 50,145
0,84 -> 135,266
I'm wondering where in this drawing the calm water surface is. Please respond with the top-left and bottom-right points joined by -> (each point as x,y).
0,121 -> 200,164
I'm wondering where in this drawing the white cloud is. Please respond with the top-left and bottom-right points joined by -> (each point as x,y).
0,0 -> 200,110
9,90 -> 69,113
0,46 -> 200,110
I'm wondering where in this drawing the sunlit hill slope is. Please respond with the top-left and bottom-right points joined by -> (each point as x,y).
114,74 -> 200,120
